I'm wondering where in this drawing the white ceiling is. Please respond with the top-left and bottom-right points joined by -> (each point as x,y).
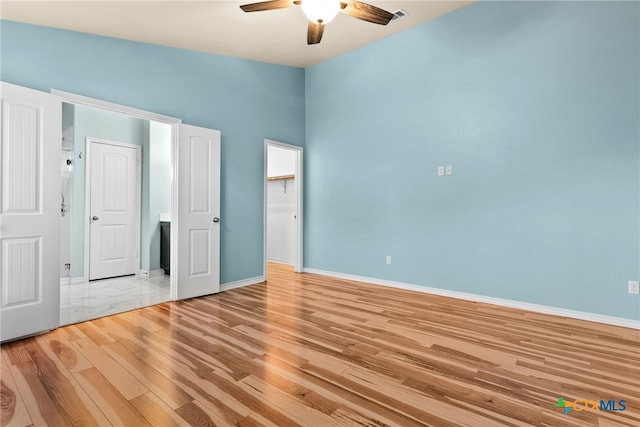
1,1 -> 474,68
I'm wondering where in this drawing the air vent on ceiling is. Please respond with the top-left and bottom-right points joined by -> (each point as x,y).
391,9 -> 409,22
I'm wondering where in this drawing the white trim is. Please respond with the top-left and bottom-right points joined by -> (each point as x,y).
70,277 -> 85,285
139,269 -> 165,278
169,124 -> 180,300
267,258 -> 295,265
51,89 -> 180,124
60,277 -> 85,286
84,138 -> 142,282
53,89 -> 182,302
302,268 -> 640,330
264,140 -> 304,276
221,276 -> 265,292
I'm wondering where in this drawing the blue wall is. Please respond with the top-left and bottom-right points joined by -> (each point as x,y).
0,20 -> 306,284
305,1 -> 639,320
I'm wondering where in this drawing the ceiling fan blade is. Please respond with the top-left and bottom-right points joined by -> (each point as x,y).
339,1 -> 394,25
240,0 -> 296,13
307,21 -> 325,45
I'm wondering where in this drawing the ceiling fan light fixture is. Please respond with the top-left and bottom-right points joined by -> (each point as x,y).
301,0 -> 340,24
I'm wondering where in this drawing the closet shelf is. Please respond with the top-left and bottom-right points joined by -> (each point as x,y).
267,174 -> 295,182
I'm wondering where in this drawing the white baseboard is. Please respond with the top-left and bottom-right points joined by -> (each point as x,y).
267,258 -> 294,265
139,269 -> 165,278
302,268 -> 639,330
60,277 -> 86,286
221,275 -> 265,292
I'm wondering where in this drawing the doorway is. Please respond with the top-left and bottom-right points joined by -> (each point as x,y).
0,82 -> 222,341
264,140 -> 303,278
58,101 -> 174,325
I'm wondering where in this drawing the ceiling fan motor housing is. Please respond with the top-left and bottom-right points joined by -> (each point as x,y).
239,0 -> 395,45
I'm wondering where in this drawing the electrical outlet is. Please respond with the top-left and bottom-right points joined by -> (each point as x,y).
628,280 -> 639,295
445,165 -> 453,176
386,256 -> 392,265
437,166 -> 444,176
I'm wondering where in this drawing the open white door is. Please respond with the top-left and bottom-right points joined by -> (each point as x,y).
0,82 -> 61,341
177,124 -> 220,299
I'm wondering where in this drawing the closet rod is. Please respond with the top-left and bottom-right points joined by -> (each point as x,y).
267,174 -> 295,182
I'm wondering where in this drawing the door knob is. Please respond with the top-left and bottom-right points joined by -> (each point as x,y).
92,216 -> 99,221
213,217 -> 220,223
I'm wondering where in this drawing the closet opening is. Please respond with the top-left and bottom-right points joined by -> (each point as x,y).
264,140 -> 303,280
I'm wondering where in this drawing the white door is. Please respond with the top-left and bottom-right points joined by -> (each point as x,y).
177,124 -> 220,299
88,140 -> 140,280
0,82 -> 61,342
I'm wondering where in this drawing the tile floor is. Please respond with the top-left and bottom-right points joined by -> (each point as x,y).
60,274 -> 170,325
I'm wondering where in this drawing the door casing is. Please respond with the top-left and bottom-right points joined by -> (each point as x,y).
52,90 -> 183,299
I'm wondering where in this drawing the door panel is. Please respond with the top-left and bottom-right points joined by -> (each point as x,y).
2,237 -> 40,305
189,228 -> 211,276
190,136 -> 211,213
0,82 -> 60,342
89,141 -> 139,280
178,124 -> 220,299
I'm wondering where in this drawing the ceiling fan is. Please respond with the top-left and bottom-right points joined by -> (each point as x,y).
239,0 -> 394,45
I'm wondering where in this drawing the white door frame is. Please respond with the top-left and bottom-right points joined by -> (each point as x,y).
264,139 -> 303,274
84,138 -> 141,281
51,90 -> 182,299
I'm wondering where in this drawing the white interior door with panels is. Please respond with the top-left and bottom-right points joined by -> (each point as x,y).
177,124 -> 221,299
0,82 -> 61,342
87,139 -> 141,280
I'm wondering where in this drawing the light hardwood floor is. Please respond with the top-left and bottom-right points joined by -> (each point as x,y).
1,263 -> 638,426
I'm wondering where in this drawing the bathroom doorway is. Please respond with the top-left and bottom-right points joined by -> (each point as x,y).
59,102 -> 173,325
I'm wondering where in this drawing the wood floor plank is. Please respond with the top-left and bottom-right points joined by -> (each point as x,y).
204,370 -> 303,427
130,392 -> 192,427
74,321 -> 115,346
135,349 -> 251,424
5,362 -> 69,425
75,367 -> 152,427
0,262 -> 637,426
31,335 -> 111,426
6,339 -> 104,426
0,352 -> 32,427
174,401 -> 217,427
239,374 -> 339,426
2,351 -> 48,426
71,337 -> 149,400
102,341 -> 193,409
253,354 -> 435,427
